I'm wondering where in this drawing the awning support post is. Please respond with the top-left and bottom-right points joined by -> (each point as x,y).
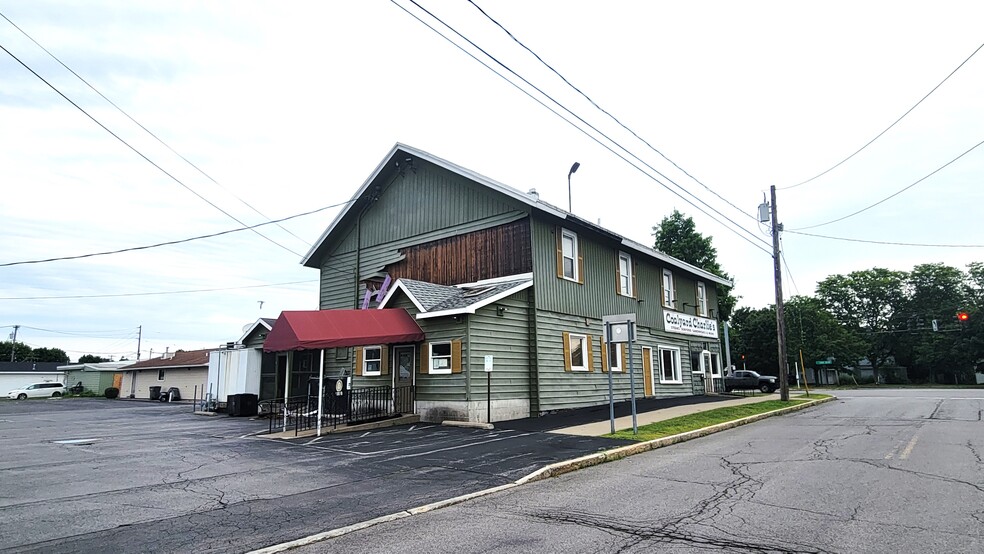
317,349 -> 325,437
282,351 -> 292,433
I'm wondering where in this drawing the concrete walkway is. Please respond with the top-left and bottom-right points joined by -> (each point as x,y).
552,393 -> 781,436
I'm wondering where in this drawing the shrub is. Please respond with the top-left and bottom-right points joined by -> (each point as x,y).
104,387 -> 120,399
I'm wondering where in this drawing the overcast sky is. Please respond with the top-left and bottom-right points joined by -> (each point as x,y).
1,1 -> 982,362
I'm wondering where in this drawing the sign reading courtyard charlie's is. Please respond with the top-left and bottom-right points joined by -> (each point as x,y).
663,310 -> 718,338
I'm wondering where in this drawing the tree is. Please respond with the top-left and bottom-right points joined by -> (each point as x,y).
816,268 -> 907,382
892,263 -> 973,383
29,347 -> 70,364
78,354 -> 111,363
652,210 -> 738,320
0,341 -> 32,362
729,296 -> 863,379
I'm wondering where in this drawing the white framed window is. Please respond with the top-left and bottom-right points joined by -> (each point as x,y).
569,333 -> 588,372
362,346 -> 382,376
710,352 -> 722,377
608,341 -> 623,372
618,252 -> 633,297
658,346 -> 682,384
662,269 -> 675,308
430,342 -> 452,374
158,369 -> 165,381
561,229 -> 579,281
696,282 -> 708,316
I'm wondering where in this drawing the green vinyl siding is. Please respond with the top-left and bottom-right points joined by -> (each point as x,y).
64,370 -> 117,394
465,291 -> 530,405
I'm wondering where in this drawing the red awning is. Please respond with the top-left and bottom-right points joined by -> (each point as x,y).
263,309 -> 425,352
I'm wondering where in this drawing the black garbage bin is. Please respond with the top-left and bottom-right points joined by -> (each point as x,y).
228,394 -> 258,417
149,386 -> 162,401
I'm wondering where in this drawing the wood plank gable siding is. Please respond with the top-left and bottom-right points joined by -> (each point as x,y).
385,219 -> 532,286
316,162 -> 533,310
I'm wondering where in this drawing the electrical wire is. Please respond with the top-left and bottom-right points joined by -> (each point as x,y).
0,200 -> 353,267
466,0 -> 758,223
0,279 -> 317,301
0,42 -> 303,258
0,10 -> 313,248
785,229 -> 984,248
393,0 -> 772,256
13,325 -> 138,337
792,137 -> 984,230
780,38 -> 984,190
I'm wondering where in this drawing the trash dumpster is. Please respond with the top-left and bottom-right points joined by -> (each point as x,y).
149,386 -> 162,400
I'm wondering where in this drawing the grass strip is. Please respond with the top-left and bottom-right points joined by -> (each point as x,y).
607,397 -> 822,441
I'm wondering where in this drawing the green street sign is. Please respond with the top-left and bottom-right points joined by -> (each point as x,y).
815,360 -> 832,365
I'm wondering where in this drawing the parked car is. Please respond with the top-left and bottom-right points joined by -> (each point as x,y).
7,382 -> 66,400
724,370 -> 778,393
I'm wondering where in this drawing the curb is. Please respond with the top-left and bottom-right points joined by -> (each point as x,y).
441,420 -> 495,430
247,396 -> 834,553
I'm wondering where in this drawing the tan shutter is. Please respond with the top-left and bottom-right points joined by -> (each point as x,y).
586,335 -> 594,371
354,347 -> 363,376
420,342 -> 429,374
577,246 -> 584,284
631,261 -> 637,298
614,252 -> 620,294
451,340 -> 462,374
600,340 -> 609,373
642,347 -> 653,396
621,342 -> 628,371
562,332 -> 572,372
380,346 -> 390,375
556,227 -> 564,278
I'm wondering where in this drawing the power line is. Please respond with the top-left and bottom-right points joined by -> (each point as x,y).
781,38 -> 984,190
785,229 -> 984,248
0,10 -> 313,249
12,325 -> 138,337
0,279 -> 318,301
0,200 -> 353,267
779,240 -> 800,297
467,0 -> 757,224
0,41 -> 303,257
393,0 -> 772,256
792,137 -> 984,230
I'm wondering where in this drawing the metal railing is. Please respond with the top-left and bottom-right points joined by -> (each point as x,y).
259,385 -> 415,436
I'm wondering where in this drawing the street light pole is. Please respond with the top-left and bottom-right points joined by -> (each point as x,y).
567,162 -> 580,212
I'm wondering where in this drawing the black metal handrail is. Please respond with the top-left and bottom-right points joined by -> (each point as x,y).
259,385 -> 415,436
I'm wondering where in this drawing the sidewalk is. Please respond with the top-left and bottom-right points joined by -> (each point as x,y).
552,393 -> 780,436
496,392 -> 782,436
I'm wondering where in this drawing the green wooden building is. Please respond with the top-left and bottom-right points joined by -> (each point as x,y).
269,143 -> 732,423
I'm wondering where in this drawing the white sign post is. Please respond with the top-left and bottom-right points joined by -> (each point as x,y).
484,355 -> 493,423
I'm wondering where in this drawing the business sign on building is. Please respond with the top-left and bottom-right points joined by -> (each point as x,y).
664,311 -> 718,339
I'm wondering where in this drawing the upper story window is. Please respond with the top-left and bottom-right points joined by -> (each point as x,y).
617,252 -> 633,297
696,282 -> 708,316
560,229 -> 579,281
662,269 -> 675,309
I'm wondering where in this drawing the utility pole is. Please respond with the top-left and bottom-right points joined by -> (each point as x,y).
136,325 -> 142,361
9,325 -> 20,362
768,185 -> 790,401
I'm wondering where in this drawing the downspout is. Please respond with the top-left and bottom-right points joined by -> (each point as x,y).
465,314 -> 471,418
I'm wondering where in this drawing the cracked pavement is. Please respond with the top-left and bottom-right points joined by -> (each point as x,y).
303,389 -> 984,553
0,398 -> 627,553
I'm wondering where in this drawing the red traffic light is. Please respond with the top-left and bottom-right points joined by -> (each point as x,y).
957,312 -> 969,322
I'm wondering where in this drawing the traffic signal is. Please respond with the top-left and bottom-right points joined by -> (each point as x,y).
956,312 -> 969,322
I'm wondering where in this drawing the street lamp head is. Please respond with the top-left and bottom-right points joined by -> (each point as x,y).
568,162 -> 580,178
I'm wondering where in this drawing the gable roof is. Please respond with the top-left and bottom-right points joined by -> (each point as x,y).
379,273 -> 533,320
58,361 -> 134,372
302,143 -> 732,288
122,349 -> 211,371
238,317 -> 276,344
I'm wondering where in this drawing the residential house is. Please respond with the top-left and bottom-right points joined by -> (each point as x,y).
60,360 -> 130,395
120,349 -> 210,400
266,144 -> 732,423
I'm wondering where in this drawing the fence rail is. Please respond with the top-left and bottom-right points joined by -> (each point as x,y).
259,385 -> 414,436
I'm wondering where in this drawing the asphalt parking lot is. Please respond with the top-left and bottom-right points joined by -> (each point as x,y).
0,398 -> 629,553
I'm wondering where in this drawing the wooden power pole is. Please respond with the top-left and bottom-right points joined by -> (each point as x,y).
769,185 -> 790,401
